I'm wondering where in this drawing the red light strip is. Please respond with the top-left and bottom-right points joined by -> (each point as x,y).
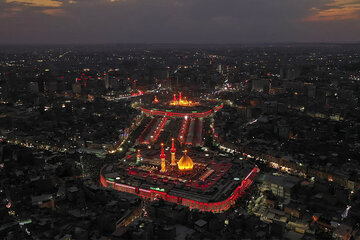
137,118 -> 157,143
140,104 -> 223,118
193,119 -> 203,146
138,117 -> 168,144
100,166 -> 259,213
185,118 -> 195,145
178,118 -> 190,144
150,117 -> 168,144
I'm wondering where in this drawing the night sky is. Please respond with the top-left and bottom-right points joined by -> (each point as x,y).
0,0 -> 359,44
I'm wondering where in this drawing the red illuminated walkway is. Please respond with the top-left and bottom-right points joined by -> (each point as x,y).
147,117 -> 168,144
137,117 -> 168,144
137,118 -> 158,144
185,118 -> 203,146
178,117 -> 190,144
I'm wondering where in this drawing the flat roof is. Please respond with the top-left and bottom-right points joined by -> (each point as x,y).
101,149 -> 256,202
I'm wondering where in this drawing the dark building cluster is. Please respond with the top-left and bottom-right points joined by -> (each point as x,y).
0,144 -> 141,239
1,44 -> 360,240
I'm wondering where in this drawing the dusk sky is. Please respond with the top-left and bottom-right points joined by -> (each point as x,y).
0,0 -> 360,44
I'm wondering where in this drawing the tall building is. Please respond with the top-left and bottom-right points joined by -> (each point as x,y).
252,79 -> 270,92
104,74 -> 110,89
72,82 -> 81,94
263,174 -> 300,199
306,84 -> 316,98
28,82 -> 39,94
280,67 -> 301,80
45,81 -> 57,93
216,64 -> 223,74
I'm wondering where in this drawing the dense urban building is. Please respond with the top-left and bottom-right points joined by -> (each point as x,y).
1,44 -> 360,240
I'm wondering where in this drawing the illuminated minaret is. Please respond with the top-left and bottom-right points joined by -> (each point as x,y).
160,143 -> 166,172
170,138 -> 176,166
136,149 -> 142,165
179,92 -> 182,102
173,94 -> 177,103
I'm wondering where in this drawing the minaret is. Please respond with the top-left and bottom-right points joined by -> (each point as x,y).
179,92 -> 182,102
170,138 -> 176,166
160,143 -> 166,172
136,149 -> 142,165
173,94 -> 177,103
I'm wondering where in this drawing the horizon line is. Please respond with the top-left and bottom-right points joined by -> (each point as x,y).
0,41 -> 360,47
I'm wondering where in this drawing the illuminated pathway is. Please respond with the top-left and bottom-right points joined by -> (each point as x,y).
137,117 -> 169,145
178,117 -> 190,144
137,118 -> 159,144
146,117 -> 168,144
116,201 -> 145,228
185,118 -> 203,146
109,115 -> 145,154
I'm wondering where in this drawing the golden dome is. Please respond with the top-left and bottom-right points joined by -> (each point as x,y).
178,150 -> 193,171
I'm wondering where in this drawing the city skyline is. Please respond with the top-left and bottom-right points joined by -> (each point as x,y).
1,1 -> 360,238
1,41 -> 360,240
